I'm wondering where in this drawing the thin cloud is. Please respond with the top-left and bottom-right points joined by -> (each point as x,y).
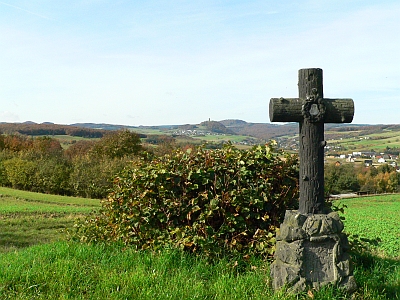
0,1 -> 53,20
0,111 -> 20,122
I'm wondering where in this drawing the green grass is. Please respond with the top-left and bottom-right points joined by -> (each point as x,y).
336,194 -> 400,257
0,242 -> 279,300
0,196 -> 97,213
43,135 -> 100,149
191,134 -> 234,142
52,134 -> 97,142
0,189 -> 399,299
131,128 -> 169,135
334,195 -> 400,299
191,134 -> 257,143
0,213 -> 82,252
0,242 -> 398,299
0,188 -> 99,253
326,130 -> 400,152
0,187 -> 100,207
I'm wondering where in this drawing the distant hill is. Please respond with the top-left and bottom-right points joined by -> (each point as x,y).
70,119 -> 302,139
75,120 -> 238,136
199,121 -> 236,135
0,123 -> 108,138
219,120 -> 298,140
219,119 -> 248,127
3,120 -> 400,153
70,123 -> 128,131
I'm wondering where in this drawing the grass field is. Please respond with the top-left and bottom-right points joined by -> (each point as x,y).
326,129 -> 400,152
0,187 -> 100,207
0,187 -> 100,253
337,194 -> 400,257
191,134 -> 248,143
0,190 -> 399,299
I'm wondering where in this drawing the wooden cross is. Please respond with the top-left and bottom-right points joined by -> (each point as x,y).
269,68 -> 354,214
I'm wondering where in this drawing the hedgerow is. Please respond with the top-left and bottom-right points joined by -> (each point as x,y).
74,143 -> 299,259
0,130 -> 143,198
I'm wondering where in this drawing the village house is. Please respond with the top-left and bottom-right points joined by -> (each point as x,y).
347,155 -> 356,163
378,157 -> 386,163
364,159 -> 373,167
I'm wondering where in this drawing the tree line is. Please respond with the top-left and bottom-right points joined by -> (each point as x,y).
325,162 -> 400,195
0,123 -> 118,138
0,130 -> 143,198
1,129 -> 398,199
0,121 -> 242,139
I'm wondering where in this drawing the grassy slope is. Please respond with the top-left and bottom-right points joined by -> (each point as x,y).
337,195 -> 400,257
0,187 -> 100,207
0,190 -> 399,299
0,188 -> 100,253
0,243 -> 278,300
326,128 -> 400,152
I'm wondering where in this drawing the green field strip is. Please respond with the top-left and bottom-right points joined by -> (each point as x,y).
0,187 -> 100,207
336,194 -> 400,258
0,197 -> 97,214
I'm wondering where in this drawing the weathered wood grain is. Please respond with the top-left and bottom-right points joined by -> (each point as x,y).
269,98 -> 354,123
269,68 -> 354,214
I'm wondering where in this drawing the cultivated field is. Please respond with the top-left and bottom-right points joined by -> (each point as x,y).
0,189 -> 399,299
325,128 -> 400,153
0,187 -> 100,253
337,194 -> 400,257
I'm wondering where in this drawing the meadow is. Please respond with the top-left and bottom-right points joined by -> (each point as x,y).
326,129 -> 400,152
337,194 -> 400,257
0,187 -> 100,253
0,189 -> 399,299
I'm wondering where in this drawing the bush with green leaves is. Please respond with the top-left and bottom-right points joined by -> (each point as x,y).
74,143 -> 299,259
2,156 -> 37,191
69,155 -> 132,199
91,129 -> 142,159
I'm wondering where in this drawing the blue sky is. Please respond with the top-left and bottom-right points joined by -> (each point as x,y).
1,1 -> 399,126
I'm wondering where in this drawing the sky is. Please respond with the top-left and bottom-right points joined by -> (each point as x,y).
1,1 -> 399,126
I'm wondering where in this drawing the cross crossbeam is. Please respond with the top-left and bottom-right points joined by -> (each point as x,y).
269,68 -> 354,214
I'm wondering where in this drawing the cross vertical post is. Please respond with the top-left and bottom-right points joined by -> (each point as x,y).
269,68 -> 357,293
298,68 -> 325,214
269,68 -> 355,214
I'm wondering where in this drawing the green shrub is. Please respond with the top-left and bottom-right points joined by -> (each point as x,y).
0,151 -> 13,186
91,129 -> 143,159
1,150 -> 72,195
3,156 -> 37,191
75,143 -> 299,259
69,155 -> 131,199
325,163 -> 360,194
34,156 -> 72,195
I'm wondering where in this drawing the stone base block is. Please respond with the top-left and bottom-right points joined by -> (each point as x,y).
270,210 -> 357,294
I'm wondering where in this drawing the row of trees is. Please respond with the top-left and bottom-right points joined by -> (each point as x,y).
1,130 -> 399,199
0,123 -> 110,138
0,130 -> 143,198
325,162 -> 400,195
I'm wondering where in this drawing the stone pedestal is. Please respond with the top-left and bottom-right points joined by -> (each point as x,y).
270,210 -> 357,293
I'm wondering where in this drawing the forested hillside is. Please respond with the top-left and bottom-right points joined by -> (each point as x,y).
219,119 -> 298,140
0,130 -> 143,199
0,122 -> 108,138
3,120 -> 400,153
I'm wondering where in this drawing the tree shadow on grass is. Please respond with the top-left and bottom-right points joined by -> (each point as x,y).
350,242 -> 400,299
0,232 -> 39,252
0,213 -> 71,253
